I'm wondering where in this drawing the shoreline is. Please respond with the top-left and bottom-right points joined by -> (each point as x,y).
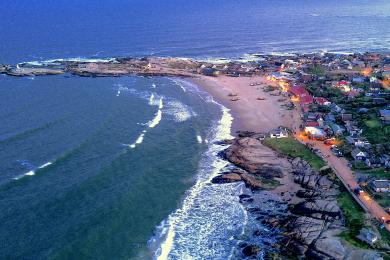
190,75 -> 296,135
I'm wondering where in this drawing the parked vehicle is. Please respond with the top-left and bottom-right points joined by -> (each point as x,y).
354,187 -> 363,195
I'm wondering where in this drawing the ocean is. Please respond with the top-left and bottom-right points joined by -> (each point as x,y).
1,0 -> 389,259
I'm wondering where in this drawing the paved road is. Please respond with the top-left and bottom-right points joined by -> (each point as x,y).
295,134 -> 390,232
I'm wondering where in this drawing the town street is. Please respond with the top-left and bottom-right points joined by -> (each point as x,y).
295,133 -> 390,233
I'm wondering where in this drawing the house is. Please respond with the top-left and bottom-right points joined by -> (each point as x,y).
305,121 -> 320,127
306,113 -> 318,121
299,95 -> 314,106
330,103 -> 343,113
201,68 -> 219,77
325,114 -> 336,122
365,157 -> 382,168
373,98 -> 386,105
356,228 -> 378,246
370,180 -> 390,193
331,124 -> 345,136
380,154 -> 390,167
335,80 -> 351,92
341,113 -> 353,122
354,139 -> 370,149
315,97 -> 331,106
269,128 -> 289,139
304,126 -> 326,140
345,121 -> 363,136
358,108 -> 369,113
346,136 -> 357,145
299,72 -> 314,83
352,77 -> 365,84
379,110 -> 390,124
351,148 -> 368,161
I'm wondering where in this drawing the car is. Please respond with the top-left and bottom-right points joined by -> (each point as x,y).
353,187 -> 363,195
330,147 -> 343,157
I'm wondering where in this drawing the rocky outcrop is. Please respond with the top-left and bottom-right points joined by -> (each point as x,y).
288,216 -> 326,245
211,172 -> 242,184
213,134 -> 381,259
292,199 -> 341,220
223,137 -> 284,178
212,136 -> 289,189
241,244 -> 261,257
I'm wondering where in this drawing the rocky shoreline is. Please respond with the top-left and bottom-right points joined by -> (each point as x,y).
213,133 -> 382,259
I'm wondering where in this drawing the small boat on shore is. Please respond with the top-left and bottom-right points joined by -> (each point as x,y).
230,97 -> 239,101
257,97 -> 266,100
228,93 -> 238,97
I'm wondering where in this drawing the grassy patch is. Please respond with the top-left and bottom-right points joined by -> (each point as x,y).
364,119 -> 382,128
308,65 -> 326,77
262,137 -> 326,170
360,168 -> 389,178
337,190 -> 368,248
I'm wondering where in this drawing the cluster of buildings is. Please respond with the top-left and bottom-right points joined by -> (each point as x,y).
257,52 -> 390,196
197,54 -> 390,186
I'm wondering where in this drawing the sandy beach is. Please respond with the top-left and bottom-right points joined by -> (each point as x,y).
191,75 -> 295,135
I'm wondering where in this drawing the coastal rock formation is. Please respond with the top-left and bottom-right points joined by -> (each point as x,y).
223,137 -> 284,178
291,199 -> 341,220
213,136 -> 291,190
213,134 -> 382,259
288,216 -> 326,245
211,172 -> 242,184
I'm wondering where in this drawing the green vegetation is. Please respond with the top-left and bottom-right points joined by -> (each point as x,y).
337,190 -> 368,248
263,85 -> 277,92
363,124 -> 390,145
308,65 -> 326,77
364,119 -> 382,129
352,161 -> 371,171
263,137 -> 326,170
360,168 -> 389,179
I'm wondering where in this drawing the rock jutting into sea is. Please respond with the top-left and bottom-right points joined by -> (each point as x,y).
212,133 -> 383,259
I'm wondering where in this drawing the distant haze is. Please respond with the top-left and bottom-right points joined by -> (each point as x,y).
1,0 -> 390,63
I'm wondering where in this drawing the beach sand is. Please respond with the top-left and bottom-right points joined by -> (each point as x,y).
191,75 -> 304,201
191,75 -> 295,135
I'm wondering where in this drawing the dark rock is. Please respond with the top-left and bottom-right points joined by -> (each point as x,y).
296,189 -> 320,198
291,200 -> 341,220
242,245 -> 261,257
239,194 -> 254,203
236,131 -> 257,137
211,173 -> 242,184
286,216 -> 326,245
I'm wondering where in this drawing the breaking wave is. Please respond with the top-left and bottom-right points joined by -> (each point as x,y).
150,104 -> 248,259
13,161 -> 53,180
148,98 -> 163,128
128,97 -> 164,149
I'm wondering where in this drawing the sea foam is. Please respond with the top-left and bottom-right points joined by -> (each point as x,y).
13,161 -> 53,180
151,105 -> 247,259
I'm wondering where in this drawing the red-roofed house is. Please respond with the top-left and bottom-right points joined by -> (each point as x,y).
306,121 -> 320,127
300,95 -> 314,105
315,97 -> 331,106
338,80 -> 350,86
289,85 -> 309,96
